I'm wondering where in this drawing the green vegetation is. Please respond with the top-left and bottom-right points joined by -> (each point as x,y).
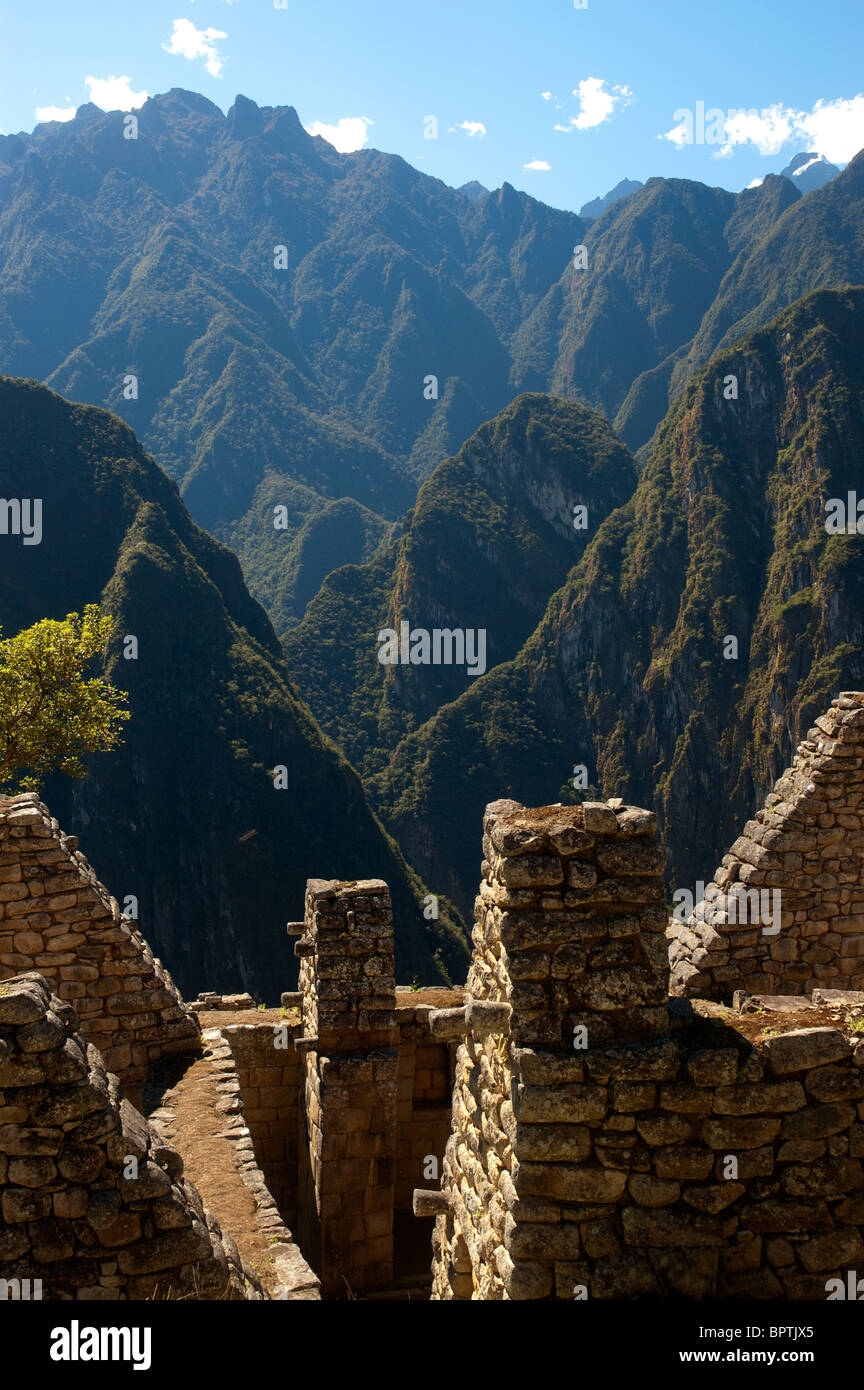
0,376 -> 468,995
284,393 -> 636,777
6,94 -> 862,641
0,606 -> 129,792
3,94 -> 864,988
304,288 -> 864,920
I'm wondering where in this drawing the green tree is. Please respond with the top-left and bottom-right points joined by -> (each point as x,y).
0,606 -> 130,792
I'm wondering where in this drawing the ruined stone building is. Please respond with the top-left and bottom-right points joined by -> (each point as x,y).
2,692 -> 864,1300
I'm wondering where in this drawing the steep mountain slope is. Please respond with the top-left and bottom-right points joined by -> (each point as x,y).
283,394 -> 636,776
612,173 -> 804,450
0,91 -> 582,633
511,174 -> 802,437
681,151 -> 864,380
3,90 -> 860,647
365,289 -> 864,918
0,377 -> 467,992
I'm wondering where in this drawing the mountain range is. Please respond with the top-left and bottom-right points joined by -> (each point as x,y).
576,151 -> 842,223
2,91 -> 862,640
0,376 -> 468,995
1,92 -> 864,986
287,287 -> 864,920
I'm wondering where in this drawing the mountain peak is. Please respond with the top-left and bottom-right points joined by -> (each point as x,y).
227,93 -> 264,139
458,180 -> 489,202
262,103 -> 314,152
145,88 -> 224,121
778,150 -> 841,192
71,102 -> 103,125
580,177 -> 643,219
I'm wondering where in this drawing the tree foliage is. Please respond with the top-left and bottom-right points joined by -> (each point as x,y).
0,606 -> 130,792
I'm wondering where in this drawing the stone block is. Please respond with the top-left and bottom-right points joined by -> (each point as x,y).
764,1028 -> 852,1074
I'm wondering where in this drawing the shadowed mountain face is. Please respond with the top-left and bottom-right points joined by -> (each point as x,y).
513,152 -> 864,453
2,92 -> 864,970
285,290 -> 864,920
4,92 -> 860,639
0,90 -> 582,634
0,377 -> 468,995
283,393 -> 637,780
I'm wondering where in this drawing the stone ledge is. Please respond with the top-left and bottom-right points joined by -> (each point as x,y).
202,1026 -> 320,1299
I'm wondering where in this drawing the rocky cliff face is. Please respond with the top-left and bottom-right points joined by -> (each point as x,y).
6,92 -> 854,640
284,394 -> 636,779
0,91 -> 583,632
364,288 -> 864,919
0,377 -> 468,994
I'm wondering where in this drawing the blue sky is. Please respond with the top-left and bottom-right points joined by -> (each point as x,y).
1,0 -> 863,211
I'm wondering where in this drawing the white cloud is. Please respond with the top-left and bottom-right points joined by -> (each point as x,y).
304,116 -> 372,153
747,176 -> 765,188
541,91 -> 553,101
85,75 -> 148,111
797,95 -> 864,163
163,19 -> 227,78
721,104 -> 796,157
450,120 -> 487,138
35,105 -> 76,124
661,117 -> 690,149
555,78 -> 634,133
660,94 -> 864,164
524,159 -> 551,171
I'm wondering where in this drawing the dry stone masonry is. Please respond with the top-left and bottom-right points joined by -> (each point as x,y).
0,972 -> 262,1300
294,878 -> 399,1296
149,1024 -> 320,1300
392,1000 -> 453,1212
423,797 -> 864,1299
6,687 -> 864,1300
217,1019 -> 301,1232
669,693 -> 864,1000
425,798 -> 668,1298
0,793 -> 199,1094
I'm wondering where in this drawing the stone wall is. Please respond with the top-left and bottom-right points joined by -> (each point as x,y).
294,878 -> 399,1297
393,1004 -> 453,1211
424,798 -> 864,1299
186,1024 -> 319,1299
427,797 -> 668,1299
0,794 -> 199,1093
0,972 -> 262,1301
0,793 -> 459,1299
669,693 -> 864,1000
220,1020 -> 301,1230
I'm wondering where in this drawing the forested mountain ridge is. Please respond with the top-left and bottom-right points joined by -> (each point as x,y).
4,93 -> 859,640
335,288 -> 864,918
284,393 -> 637,777
0,89 -> 582,635
0,376 -> 468,994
